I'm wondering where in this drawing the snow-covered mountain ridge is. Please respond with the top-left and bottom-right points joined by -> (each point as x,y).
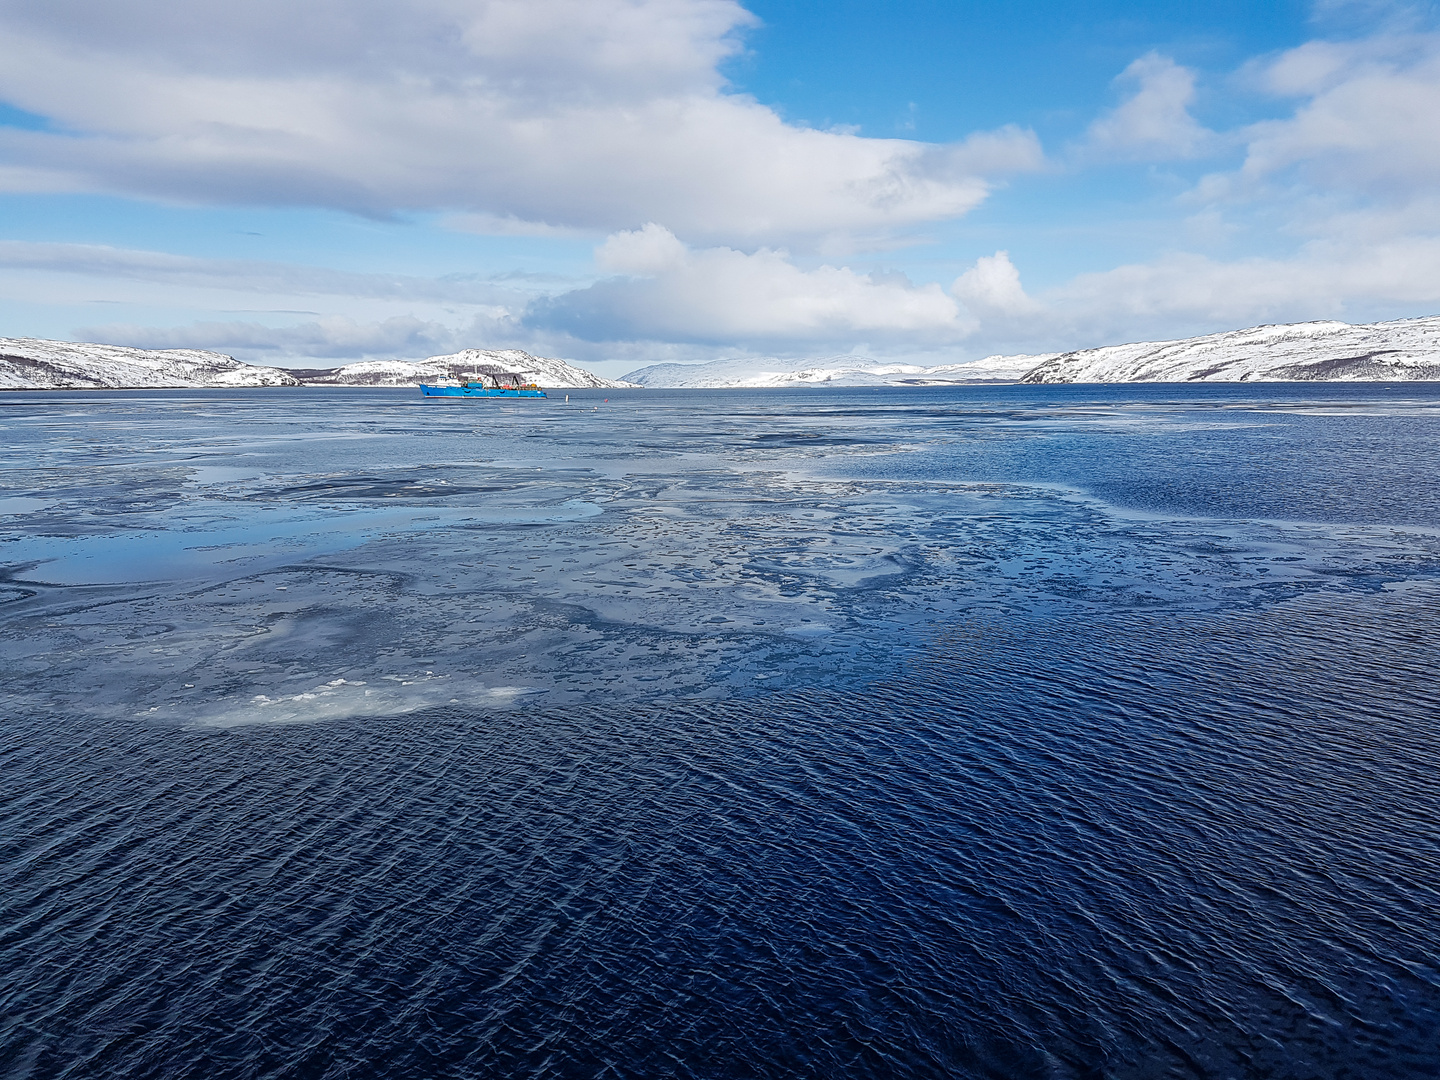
1021,316 -> 1440,383
0,338 -> 300,389
622,353 -> 1036,388
623,315 -> 1440,387
295,349 -> 636,389
0,340 -> 630,390
9,316 -> 1440,392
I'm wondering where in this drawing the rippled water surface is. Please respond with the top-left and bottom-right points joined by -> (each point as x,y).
3,385 -> 1439,1078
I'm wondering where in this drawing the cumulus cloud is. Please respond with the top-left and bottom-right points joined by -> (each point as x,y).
951,251 -> 1039,319
0,0 -> 1041,246
530,224 -> 973,345
1083,52 -> 1213,160
596,222 -> 690,275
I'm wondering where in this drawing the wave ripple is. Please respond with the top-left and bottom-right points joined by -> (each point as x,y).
4,386 -> 1440,1077
4,592 -> 1439,1078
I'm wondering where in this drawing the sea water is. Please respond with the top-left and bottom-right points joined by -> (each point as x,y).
2,385 -> 1438,1078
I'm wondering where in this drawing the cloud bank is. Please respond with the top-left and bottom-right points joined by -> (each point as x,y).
0,0 -> 1039,247
531,224 -> 972,347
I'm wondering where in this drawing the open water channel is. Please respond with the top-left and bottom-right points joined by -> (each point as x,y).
2,385 -> 1438,1078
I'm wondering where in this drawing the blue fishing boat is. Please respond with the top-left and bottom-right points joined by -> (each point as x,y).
419,372 -> 547,398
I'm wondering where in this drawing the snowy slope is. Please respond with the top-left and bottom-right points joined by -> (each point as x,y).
12,315 -> 1439,393
0,339 -> 633,391
623,353 -> 1038,388
625,316 -> 1440,387
0,338 -> 299,389
298,349 -> 637,389
1022,316 -> 1440,383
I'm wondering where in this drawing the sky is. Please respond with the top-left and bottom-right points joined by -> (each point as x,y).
1,0 -> 1439,377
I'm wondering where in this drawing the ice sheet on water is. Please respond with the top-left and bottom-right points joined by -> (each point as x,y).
3,386 -> 1440,726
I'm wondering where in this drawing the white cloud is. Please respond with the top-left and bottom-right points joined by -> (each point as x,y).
1057,237 -> 1440,323
531,225 -> 973,344
1233,32 -> 1440,213
0,0 -> 1041,247
951,251 -> 1038,319
1083,52 -> 1212,160
596,222 -> 690,275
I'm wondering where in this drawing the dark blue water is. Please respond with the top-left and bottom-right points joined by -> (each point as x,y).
3,385 -> 1439,1078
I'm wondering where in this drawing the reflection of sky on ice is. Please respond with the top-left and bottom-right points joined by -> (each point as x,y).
4,384 -> 1440,726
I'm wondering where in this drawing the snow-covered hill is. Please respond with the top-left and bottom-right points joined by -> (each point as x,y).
11,316 -> 1440,392
1021,316 -> 1440,383
624,315 -> 1440,387
0,340 -> 633,391
297,349 -> 637,389
623,353 -> 1036,388
0,338 -> 299,389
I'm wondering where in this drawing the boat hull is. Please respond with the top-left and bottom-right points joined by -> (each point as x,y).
419,384 -> 547,398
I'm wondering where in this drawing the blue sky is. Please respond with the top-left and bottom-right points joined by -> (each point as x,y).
0,0 -> 1437,376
